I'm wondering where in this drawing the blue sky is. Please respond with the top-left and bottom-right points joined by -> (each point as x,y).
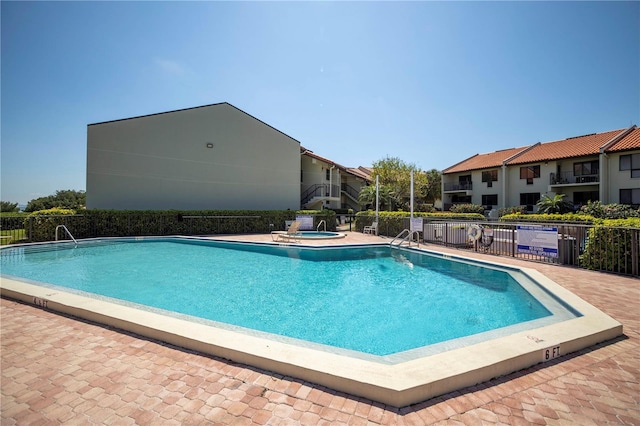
1,1 -> 638,205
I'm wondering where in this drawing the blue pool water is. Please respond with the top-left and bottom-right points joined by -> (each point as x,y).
294,231 -> 345,239
1,239 -> 552,356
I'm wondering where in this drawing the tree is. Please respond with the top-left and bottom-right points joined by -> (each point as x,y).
419,168 -> 442,205
0,201 -> 19,213
24,190 -> 86,212
371,156 -> 423,211
358,184 -> 394,211
536,194 -> 573,214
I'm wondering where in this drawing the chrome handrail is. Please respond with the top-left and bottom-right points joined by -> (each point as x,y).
55,225 -> 78,246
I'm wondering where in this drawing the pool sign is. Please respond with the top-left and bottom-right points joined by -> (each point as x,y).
517,225 -> 558,258
296,215 -> 314,230
410,218 -> 423,232
543,345 -> 561,362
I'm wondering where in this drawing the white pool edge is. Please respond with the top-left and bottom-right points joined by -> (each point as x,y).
0,245 -> 623,407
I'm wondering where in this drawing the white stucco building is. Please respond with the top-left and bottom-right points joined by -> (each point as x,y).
442,125 -> 640,212
300,148 -> 371,211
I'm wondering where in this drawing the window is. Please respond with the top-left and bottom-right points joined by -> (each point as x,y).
456,175 -> 472,190
481,170 -> 498,182
620,153 -> 640,178
574,160 -> 599,176
520,165 -> 540,184
482,170 -> 498,187
452,195 -> 471,204
520,192 -> 540,212
482,194 -> 498,207
573,191 -> 598,206
620,188 -> 640,208
326,169 -> 330,180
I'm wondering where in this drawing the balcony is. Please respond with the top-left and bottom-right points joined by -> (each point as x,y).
443,182 -> 473,192
550,171 -> 599,186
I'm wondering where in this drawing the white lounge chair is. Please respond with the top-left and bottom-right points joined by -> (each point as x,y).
272,221 -> 302,242
363,221 -> 378,235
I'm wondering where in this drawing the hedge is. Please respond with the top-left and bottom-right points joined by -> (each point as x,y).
580,218 -> 640,275
500,213 -> 597,224
24,208 -> 79,242
21,209 -> 337,242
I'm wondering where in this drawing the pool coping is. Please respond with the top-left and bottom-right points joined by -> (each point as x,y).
0,237 -> 623,407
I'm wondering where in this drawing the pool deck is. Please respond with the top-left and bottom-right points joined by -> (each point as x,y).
1,231 -> 639,425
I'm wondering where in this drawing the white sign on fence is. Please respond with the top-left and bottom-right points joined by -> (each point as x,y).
517,225 -> 558,258
410,218 -> 423,232
296,215 -> 314,230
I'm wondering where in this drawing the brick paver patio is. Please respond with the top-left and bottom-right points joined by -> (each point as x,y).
1,232 -> 638,424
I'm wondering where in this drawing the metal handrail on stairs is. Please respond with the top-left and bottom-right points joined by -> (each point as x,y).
55,225 -> 78,246
390,228 -> 421,248
317,220 -> 326,232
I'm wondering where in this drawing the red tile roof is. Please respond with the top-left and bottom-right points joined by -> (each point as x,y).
507,129 -> 627,165
606,127 -> 640,152
443,126 -> 637,174
300,146 -> 372,181
442,146 -> 528,174
345,167 -> 372,181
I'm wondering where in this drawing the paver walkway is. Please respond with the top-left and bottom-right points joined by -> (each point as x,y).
1,232 -> 639,425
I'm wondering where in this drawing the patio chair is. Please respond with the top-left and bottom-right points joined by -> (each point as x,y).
271,220 -> 302,242
363,221 -> 378,235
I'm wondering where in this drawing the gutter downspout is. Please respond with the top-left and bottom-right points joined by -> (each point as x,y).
329,165 -> 336,207
501,164 -> 508,209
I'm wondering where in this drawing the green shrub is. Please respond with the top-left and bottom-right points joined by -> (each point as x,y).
19,209 -> 339,241
579,201 -> 640,219
498,206 -> 527,217
25,208 -> 78,242
449,203 -> 485,214
82,209 -> 337,237
580,218 -> 640,274
500,213 -> 596,224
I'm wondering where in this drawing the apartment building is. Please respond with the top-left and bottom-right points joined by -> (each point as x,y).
300,147 -> 371,211
87,102 -> 371,211
442,125 -> 640,212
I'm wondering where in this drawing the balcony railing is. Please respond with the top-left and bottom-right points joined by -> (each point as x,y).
443,182 -> 473,192
550,171 -> 599,185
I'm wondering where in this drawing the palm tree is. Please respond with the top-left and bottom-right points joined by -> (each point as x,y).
536,194 -> 573,214
358,184 -> 394,211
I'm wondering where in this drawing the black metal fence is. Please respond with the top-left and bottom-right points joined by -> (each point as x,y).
354,215 -> 639,277
421,220 -> 639,277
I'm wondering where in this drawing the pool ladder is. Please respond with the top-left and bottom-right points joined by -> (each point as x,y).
55,225 -> 78,247
317,220 -> 326,232
391,229 -> 421,248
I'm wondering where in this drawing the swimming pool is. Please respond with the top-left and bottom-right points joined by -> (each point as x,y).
0,237 -> 623,406
271,230 -> 346,240
294,231 -> 346,239
0,239 -> 556,356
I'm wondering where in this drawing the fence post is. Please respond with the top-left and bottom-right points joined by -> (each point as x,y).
633,229 -> 639,277
511,225 -> 515,257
